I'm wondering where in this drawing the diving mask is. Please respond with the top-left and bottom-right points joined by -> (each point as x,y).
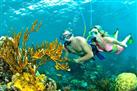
90,28 -> 99,37
90,25 -> 105,37
60,30 -> 73,41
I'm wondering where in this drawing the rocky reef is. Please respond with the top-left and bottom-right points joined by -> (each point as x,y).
0,59 -> 13,83
0,59 -> 13,90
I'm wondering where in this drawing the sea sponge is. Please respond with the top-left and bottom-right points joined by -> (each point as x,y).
115,73 -> 137,91
7,72 -> 46,91
7,72 -> 58,91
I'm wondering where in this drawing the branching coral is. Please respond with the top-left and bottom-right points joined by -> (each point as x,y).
0,36 -> 23,74
0,20 -> 70,75
0,20 -> 40,74
0,20 -> 70,90
32,39 -> 71,71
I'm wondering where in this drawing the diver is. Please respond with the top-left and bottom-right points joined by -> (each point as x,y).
88,25 -> 132,54
60,30 -> 94,63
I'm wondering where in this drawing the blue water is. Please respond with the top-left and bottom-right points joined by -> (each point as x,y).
0,0 -> 137,90
0,0 -> 136,55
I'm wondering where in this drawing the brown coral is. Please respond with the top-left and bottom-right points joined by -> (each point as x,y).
32,39 -> 70,71
0,20 -> 70,90
0,20 -> 42,74
0,20 -> 70,76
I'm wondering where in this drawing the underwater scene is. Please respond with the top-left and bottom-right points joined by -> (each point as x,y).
0,0 -> 137,91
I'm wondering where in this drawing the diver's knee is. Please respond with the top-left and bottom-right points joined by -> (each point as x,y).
105,48 -> 112,52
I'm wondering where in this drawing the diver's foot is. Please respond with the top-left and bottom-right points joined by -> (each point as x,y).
121,42 -> 127,47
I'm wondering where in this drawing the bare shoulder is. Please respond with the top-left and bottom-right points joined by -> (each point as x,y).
104,36 -> 115,40
75,36 -> 88,45
75,36 -> 86,41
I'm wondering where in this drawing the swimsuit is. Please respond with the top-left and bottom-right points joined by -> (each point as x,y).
88,38 -> 105,60
94,37 -> 123,54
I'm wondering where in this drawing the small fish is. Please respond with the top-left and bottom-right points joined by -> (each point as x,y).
56,74 -> 62,77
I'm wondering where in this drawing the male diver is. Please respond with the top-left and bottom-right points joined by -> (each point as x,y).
60,30 -> 94,63
88,25 -> 132,54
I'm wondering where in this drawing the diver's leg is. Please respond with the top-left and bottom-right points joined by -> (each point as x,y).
114,30 -> 119,40
116,45 -> 124,54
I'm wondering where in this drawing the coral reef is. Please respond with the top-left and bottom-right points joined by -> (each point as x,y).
70,79 -> 88,88
115,72 -> 137,91
0,20 -> 69,90
0,58 -> 13,91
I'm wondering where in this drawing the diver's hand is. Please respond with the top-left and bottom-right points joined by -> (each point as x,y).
73,59 -> 79,63
64,57 -> 69,61
73,59 -> 83,64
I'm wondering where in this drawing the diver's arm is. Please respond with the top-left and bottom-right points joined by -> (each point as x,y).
113,40 -> 123,46
64,46 -> 69,59
64,46 -> 76,61
74,41 -> 94,63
